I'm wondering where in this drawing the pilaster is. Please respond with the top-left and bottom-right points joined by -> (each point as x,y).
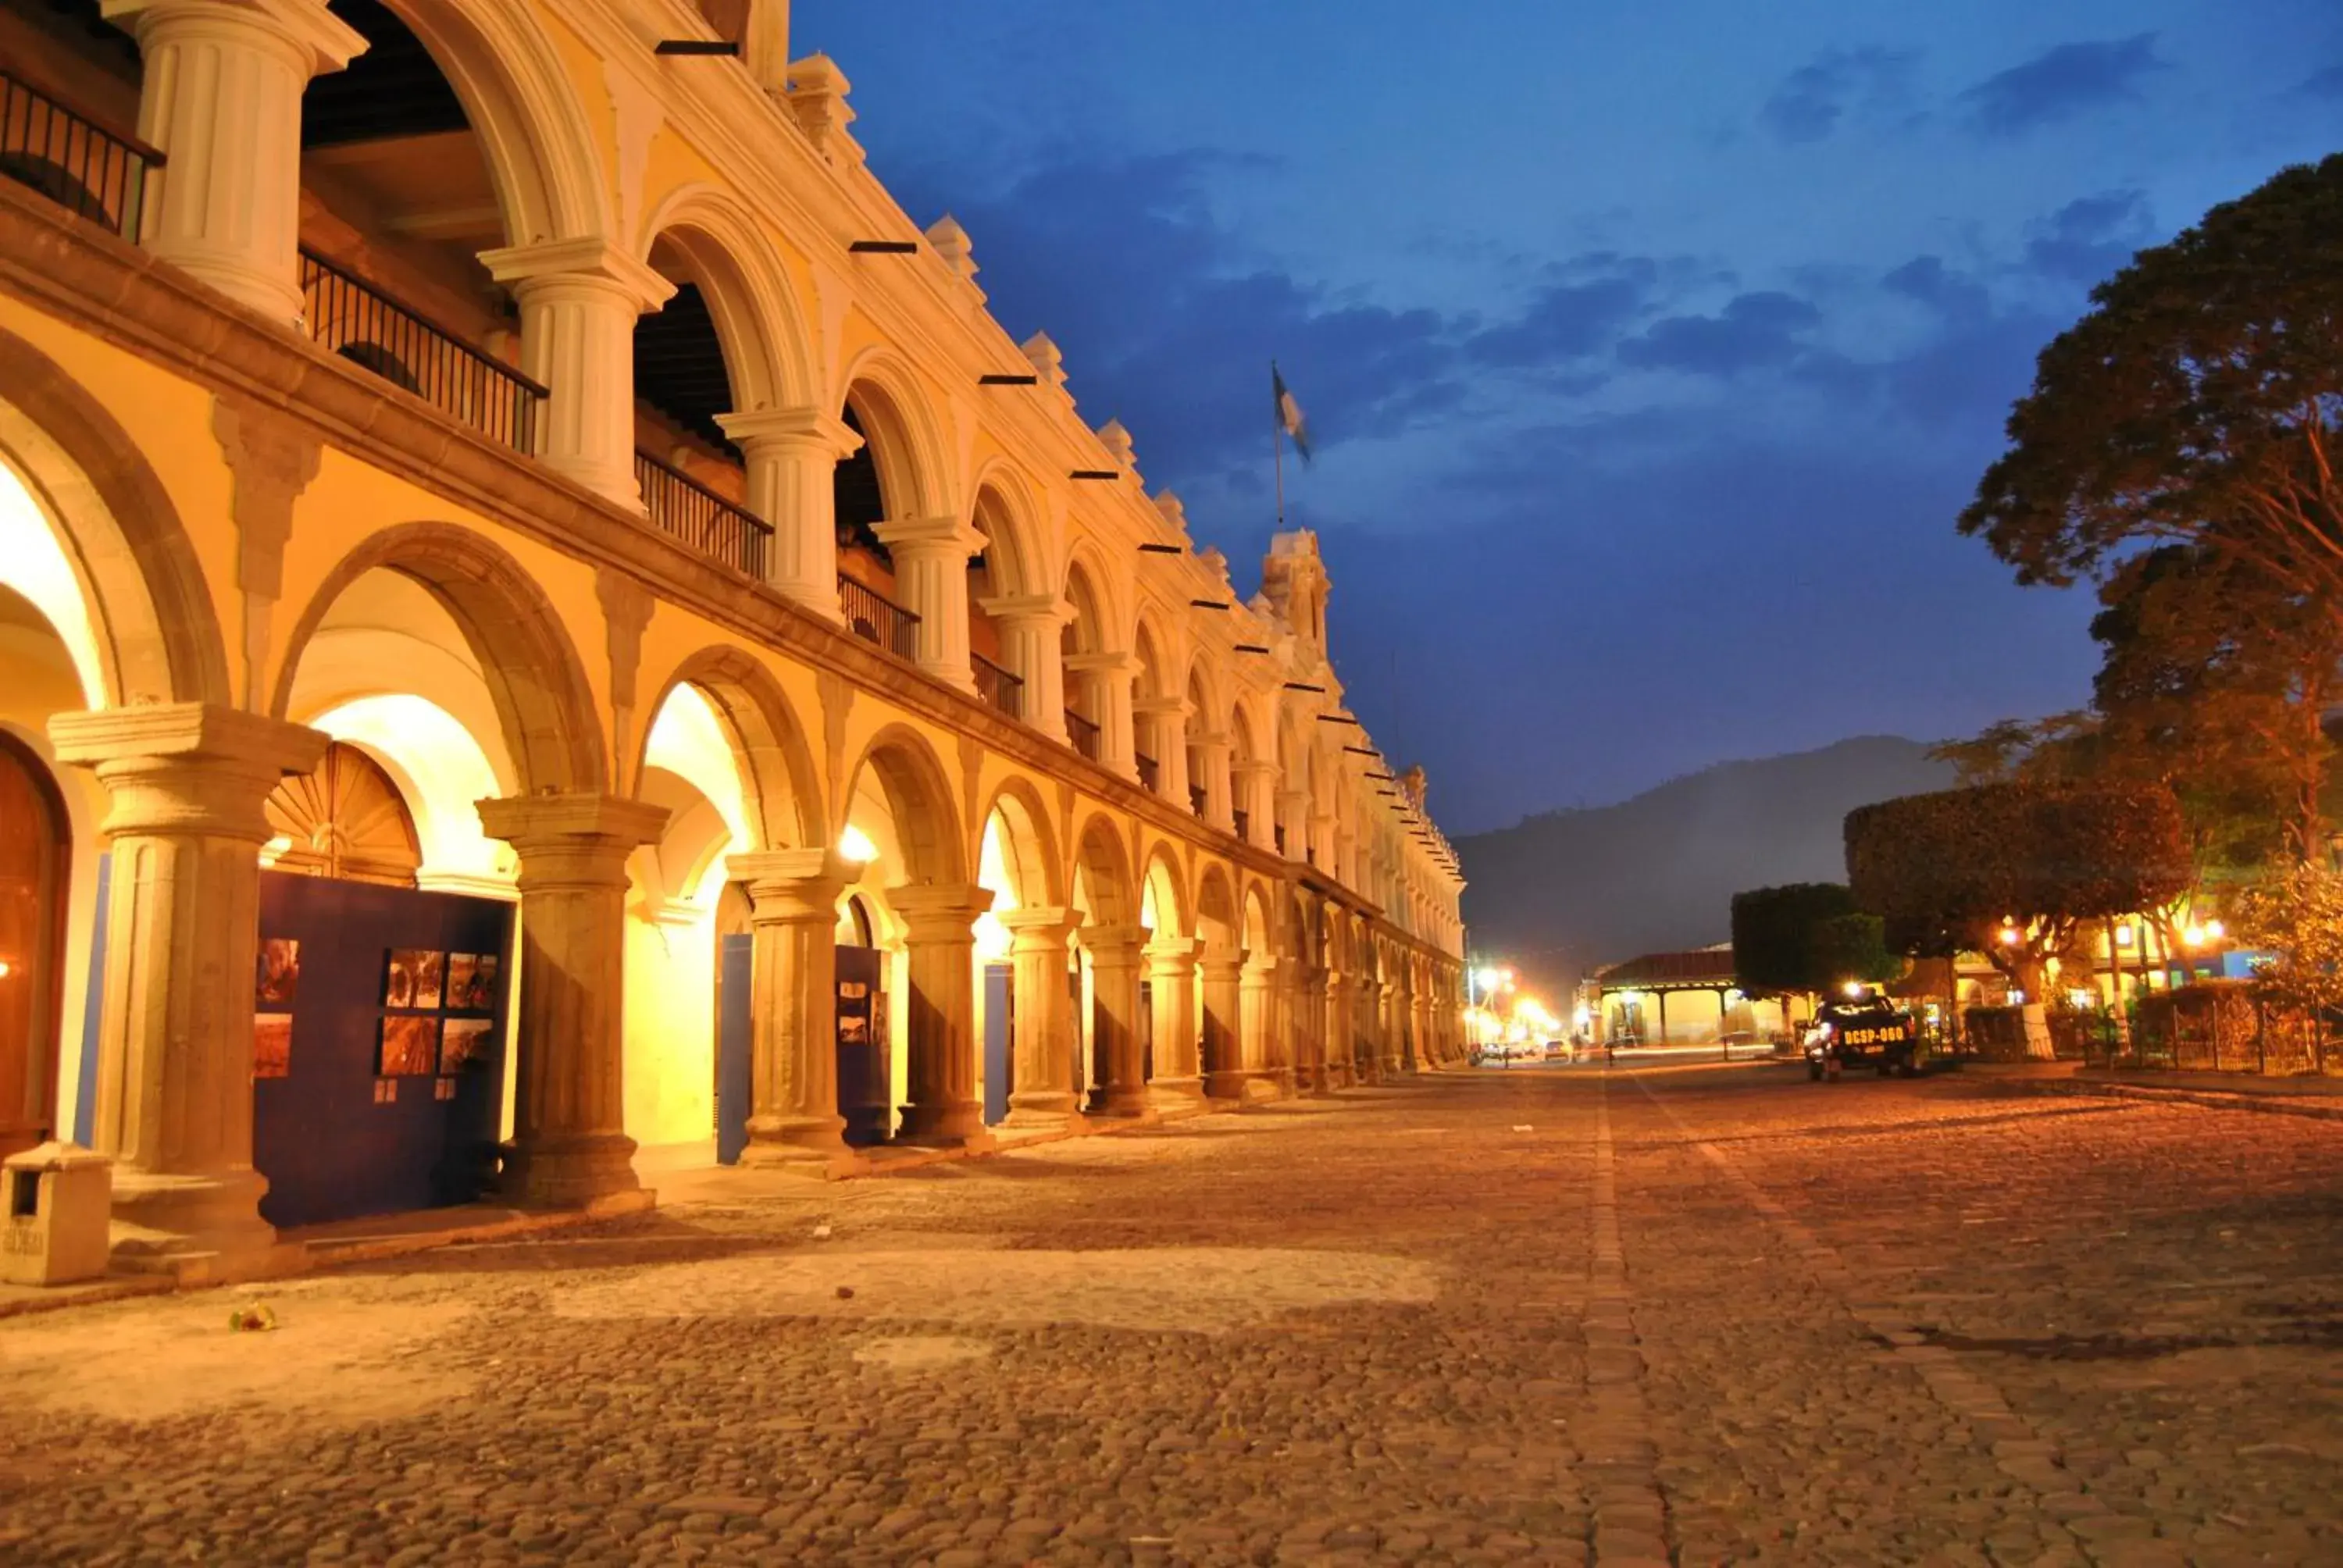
111,0 -> 366,323
482,238 -> 676,507
476,792 -> 669,1207
48,703 -> 327,1275
889,882 -> 993,1142
727,847 -> 854,1167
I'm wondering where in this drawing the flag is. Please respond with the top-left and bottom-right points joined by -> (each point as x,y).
1272,362 -> 1313,465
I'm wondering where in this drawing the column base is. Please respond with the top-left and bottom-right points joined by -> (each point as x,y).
1085,1086 -> 1151,1119
1202,1070 -> 1250,1102
107,1169 -> 287,1283
897,1100 -> 987,1144
1147,1076 -> 1209,1114
740,1113 -> 847,1170
503,1131 -> 641,1209
1002,1089 -> 1079,1129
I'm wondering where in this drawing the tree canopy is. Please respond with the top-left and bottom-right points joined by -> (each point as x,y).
1731,882 -> 1899,995
1959,154 -> 2343,619
1844,782 -> 2192,978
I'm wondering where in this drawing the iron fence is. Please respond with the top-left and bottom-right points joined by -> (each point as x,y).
2081,982 -> 2341,1075
972,651 -> 1024,719
0,70 -> 160,242
1232,808 -> 1250,842
299,248 -> 544,455
1136,752 -> 1159,793
634,450 -> 771,579
839,572 -> 919,661
1065,708 -> 1102,762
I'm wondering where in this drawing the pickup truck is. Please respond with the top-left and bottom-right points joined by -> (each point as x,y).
1804,998 -> 1920,1080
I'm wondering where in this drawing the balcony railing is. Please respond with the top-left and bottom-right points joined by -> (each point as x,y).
839,572 -> 920,661
1066,708 -> 1102,762
634,450 -> 771,579
1136,752 -> 1159,793
1232,808 -> 1250,843
1275,825 -> 1288,855
1189,785 -> 1207,819
0,70 -> 161,243
972,651 -> 1024,720
299,248 -> 544,457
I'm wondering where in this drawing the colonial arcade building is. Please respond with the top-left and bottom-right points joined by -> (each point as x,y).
0,0 -> 1468,1276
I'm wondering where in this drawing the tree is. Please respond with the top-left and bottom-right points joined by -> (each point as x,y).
2233,860 -> 2343,1019
1846,782 -> 2192,1057
1731,884 -> 1901,1035
1960,153 -> 2343,629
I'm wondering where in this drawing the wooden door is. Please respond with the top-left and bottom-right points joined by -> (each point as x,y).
0,736 -> 66,1156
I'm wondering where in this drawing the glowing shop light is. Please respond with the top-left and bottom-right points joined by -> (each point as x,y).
2206,919 -> 2226,940
838,825 -> 879,864
2183,925 -> 2206,948
1997,923 -> 2021,946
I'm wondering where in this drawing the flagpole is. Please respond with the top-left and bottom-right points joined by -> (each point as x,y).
1271,361 -> 1286,530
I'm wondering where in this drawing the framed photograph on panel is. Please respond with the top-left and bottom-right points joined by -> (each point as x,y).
378,1015 -> 440,1076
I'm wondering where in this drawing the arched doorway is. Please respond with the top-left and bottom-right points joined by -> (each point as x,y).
0,733 -> 68,1156
265,741 -> 423,886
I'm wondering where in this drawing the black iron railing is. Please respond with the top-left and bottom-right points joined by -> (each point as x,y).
1136,752 -> 1160,793
299,248 -> 544,456
1066,708 -> 1102,762
840,572 -> 919,661
1189,785 -> 1208,819
1232,808 -> 1250,842
1275,825 -> 1288,854
634,450 -> 771,579
0,70 -> 161,242
972,651 -> 1024,719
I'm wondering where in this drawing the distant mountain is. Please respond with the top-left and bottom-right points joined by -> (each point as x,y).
1456,736 -> 1956,999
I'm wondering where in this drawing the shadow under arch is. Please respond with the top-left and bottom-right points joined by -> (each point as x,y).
633,645 -> 825,853
836,348 -> 950,522
842,723 -> 965,885
0,324 -> 229,707
269,523 -> 606,796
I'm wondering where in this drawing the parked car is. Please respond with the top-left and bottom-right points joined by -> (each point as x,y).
1805,996 -> 1921,1080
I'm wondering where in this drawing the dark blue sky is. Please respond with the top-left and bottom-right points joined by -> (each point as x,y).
801,2 -> 2343,833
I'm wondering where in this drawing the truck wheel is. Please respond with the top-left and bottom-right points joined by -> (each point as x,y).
1875,1060 -> 1892,1077
1808,1063 -> 1823,1082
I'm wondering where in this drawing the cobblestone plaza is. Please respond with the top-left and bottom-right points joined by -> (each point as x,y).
0,1064 -> 2334,1566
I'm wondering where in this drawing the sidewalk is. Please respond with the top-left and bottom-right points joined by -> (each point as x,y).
1967,1059 -> 2343,1122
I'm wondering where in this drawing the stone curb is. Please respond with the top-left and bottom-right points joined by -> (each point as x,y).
1988,1074 -> 2343,1124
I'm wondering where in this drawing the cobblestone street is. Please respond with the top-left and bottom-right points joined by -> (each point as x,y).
1,1065 -> 2338,1566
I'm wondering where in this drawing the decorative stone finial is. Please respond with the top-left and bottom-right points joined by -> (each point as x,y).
1152,490 -> 1191,542
1022,331 -> 1067,391
1096,419 -> 1136,471
925,214 -> 977,285
786,55 -> 859,163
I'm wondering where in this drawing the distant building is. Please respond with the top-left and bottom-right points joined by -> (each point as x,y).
1578,946 -> 1791,1046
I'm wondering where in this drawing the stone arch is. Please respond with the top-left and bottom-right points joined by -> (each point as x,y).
370,0 -> 612,245
637,184 -> 817,415
633,646 -> 824,852
1131,612 -> 1172,703
967,463 -> 1049,600
1139,839 -> 1189,939
1196,864 -> 1239,956
975,772 -> 1065,910
0,325 -> 229,708
270,524 -> 605,794
840,724 -> 965,884
1071,812 -> 1136,927
836,349 -> 950,522
1059,546 -> 1118,657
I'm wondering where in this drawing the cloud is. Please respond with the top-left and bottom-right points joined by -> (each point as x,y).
2298,63 -> 2343,98
1464,274 -> 1649,369
2023,189 -> 2151,284
1883,255 -> 1990,323
1617,290 -> 1823,376
1759,47 -> 1917,143
1956,34 -> 2166,136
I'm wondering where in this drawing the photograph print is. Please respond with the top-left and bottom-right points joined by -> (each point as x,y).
440,1017 -> 492,1074
256,938 -> 300,1006
377,1014 -> 440,1076
384,949 -> 445,1010
253,1013 -> 293,1079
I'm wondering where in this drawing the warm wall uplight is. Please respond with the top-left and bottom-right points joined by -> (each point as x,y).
838,825 -> 879,864
0,960 -> 11,978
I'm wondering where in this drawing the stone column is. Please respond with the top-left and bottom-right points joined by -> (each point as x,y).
1133,696 -> 1189,804
1239,955 -> 1282,1099
1234,759 -> 1276,847
1083,924 -> 1149,1116
1414,988 -> 1437,1068
1191,732 -> 1234,830
1200,950 -> 1247,1099
872,516 -> 984,692
476,793 -> 667,1207
1065,652 -> 1137,779
1145,935 -> 1206,1110
1321,965 -> 1351,1090
980,594 -> 1069,739
48,704 -> 326,1274
112,0 -> 366,323
890,882 -> 993,1142
717,407 -> 859,618
482,238 -> 676,507
1278,787 -> 1311,861
1000,907 -> 1079,1127
727,847 -> 851,1167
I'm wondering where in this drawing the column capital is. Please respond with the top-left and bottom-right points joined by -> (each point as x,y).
1132,694 -> 1190,720
716,406 -> 862,458
105,0 -> 366,72
1082,923 -> 1148,964
481,237 -> 676,312
1201,952 -> 1250,980
888,881 -> 994,939
1000,904 -> 1081,943
872,515 -> 985,558
49,703 -> 326,841
1065,650 -> 1138,676
980,593 -> 1072,629
1146,934 -> 1205,971
1235,757 -> 1279,780
1190,731 -> 1231,750
478,793 -> 669,889
727,846 -> 855,918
